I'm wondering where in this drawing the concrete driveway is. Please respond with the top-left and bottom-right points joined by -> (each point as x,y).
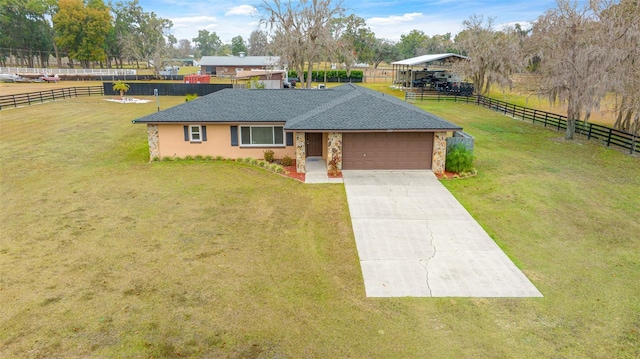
342,170 -> 542,298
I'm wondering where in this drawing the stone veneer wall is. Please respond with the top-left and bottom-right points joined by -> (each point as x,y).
295,132 -> 306,173
432,131 -> 447,174
147,124 -> 159,161
326,132 -> 343,169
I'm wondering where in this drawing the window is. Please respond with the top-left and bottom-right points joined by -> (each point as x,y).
240,126 -> 284,146
189,125 -> 202,142
184,125 -> 206,142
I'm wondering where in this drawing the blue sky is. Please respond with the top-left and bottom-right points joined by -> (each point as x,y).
138,0 -> 560,44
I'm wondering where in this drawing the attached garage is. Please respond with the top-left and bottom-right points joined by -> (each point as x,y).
342,132 -> 434,170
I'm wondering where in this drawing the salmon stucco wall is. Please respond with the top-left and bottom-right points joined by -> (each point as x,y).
155,124 -> 295,160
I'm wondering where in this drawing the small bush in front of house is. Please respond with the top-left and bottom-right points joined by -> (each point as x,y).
185,93 -> 198,102
446,143 -> 475,173
263,150 -> 275,162
204,155 -> 213,161
151,156 -> 160,162
162,156 -> 174,162
258,160 -> 266,168
281,155 -> 293,166
250,158 -> 258,165
184,155 -> 194,161
215,156 -> 224,161
194,155 -> 204,161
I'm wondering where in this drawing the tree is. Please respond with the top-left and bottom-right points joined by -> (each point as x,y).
527,0 -> 611,140
53,0 -> 112,68
231,35 -> 248,55
192,29 -> 222,56
397,29 -> 428,59
177,39 -> 192,58
112,80 -> 130,96
1,0 -> 55,67
248,29 -> 269,55
371,38 -> 399,68
261,0 -> 345,88
454,15 -> 522,96
118,5 -> 173,77
332,14 -> 375,64
600,0 -> 640,135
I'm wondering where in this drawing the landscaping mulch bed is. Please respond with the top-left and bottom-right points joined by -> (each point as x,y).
436,170 -> 477,180
283,165 -> 305,182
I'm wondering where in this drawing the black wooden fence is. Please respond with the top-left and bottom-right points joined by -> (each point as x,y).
0,86 -> 104,110
475,95 -> 639,154
103,82 -> 232,96
405,92 -> 639,155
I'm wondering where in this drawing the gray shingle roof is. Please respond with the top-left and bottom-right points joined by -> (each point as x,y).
132,84 -> 462,132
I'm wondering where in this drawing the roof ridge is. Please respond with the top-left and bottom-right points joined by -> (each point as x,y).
285,85 -> 363,128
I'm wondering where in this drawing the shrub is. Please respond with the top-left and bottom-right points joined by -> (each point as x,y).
204,155 -> 213,161
184,155 -> 194,161
263,149 -> 275,162
281,155 -> 293,166
194,155 -> 204,161
446,144 -> 474,173
258,160 -> 266,168
185,93 -> 198,102
215,156 -> 224,161
250,158 -> 258,165
328,155 -> 341,176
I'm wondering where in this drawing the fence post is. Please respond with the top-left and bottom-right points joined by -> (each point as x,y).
40,91 -> 43,103
632,135 -> 637,155
51,89 -> 55,101
13,95 -> 17,108
544,113 -> 548,127
587,123 -> 593,140
27,93 -> 31,105
606,128 -> 612,147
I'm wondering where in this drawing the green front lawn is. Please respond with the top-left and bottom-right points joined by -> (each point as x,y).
0,92 -> 638,358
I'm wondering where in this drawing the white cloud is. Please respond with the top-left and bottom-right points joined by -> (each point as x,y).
224,5 -> 257,16
367,12 -> 423,26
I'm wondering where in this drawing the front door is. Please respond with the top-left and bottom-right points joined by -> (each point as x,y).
306,133 -> 323,157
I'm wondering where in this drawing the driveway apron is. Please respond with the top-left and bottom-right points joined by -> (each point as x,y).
342,170 -> 543,298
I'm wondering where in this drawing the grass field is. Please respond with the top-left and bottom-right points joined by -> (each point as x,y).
1,86 -> 639,357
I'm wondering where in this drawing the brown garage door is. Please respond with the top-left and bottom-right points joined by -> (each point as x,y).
342,132 -> 434,170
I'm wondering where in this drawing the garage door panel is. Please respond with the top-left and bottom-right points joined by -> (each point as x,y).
343,132 -> 433,170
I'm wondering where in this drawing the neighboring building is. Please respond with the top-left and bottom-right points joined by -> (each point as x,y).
200,53 -> 281,77
234,70 -> 286,89
392,53 -> 468,89
132,84 -> 462,174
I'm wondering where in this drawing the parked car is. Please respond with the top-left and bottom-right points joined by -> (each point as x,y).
288,77 -> 300,87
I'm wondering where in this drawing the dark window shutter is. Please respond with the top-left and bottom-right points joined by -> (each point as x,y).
286,132 -> 293,146
202,126 -> 207,141
230,126 -> 238,146
183,126 -> 189,141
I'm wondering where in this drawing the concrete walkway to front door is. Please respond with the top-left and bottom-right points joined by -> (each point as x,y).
342,170 -> 542,298
304,157 -> 343,184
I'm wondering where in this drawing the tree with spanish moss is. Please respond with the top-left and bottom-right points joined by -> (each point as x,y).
261,0 -> 345,88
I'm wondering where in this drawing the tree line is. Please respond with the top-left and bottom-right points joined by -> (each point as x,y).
1,0 -> 638,137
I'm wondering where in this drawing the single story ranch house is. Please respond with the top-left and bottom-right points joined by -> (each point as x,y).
132,84 -> 462,174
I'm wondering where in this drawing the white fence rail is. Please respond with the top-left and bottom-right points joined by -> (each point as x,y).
0,67 -> 136,75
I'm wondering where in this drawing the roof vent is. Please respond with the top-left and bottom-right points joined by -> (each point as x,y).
239,52 -> 246,58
